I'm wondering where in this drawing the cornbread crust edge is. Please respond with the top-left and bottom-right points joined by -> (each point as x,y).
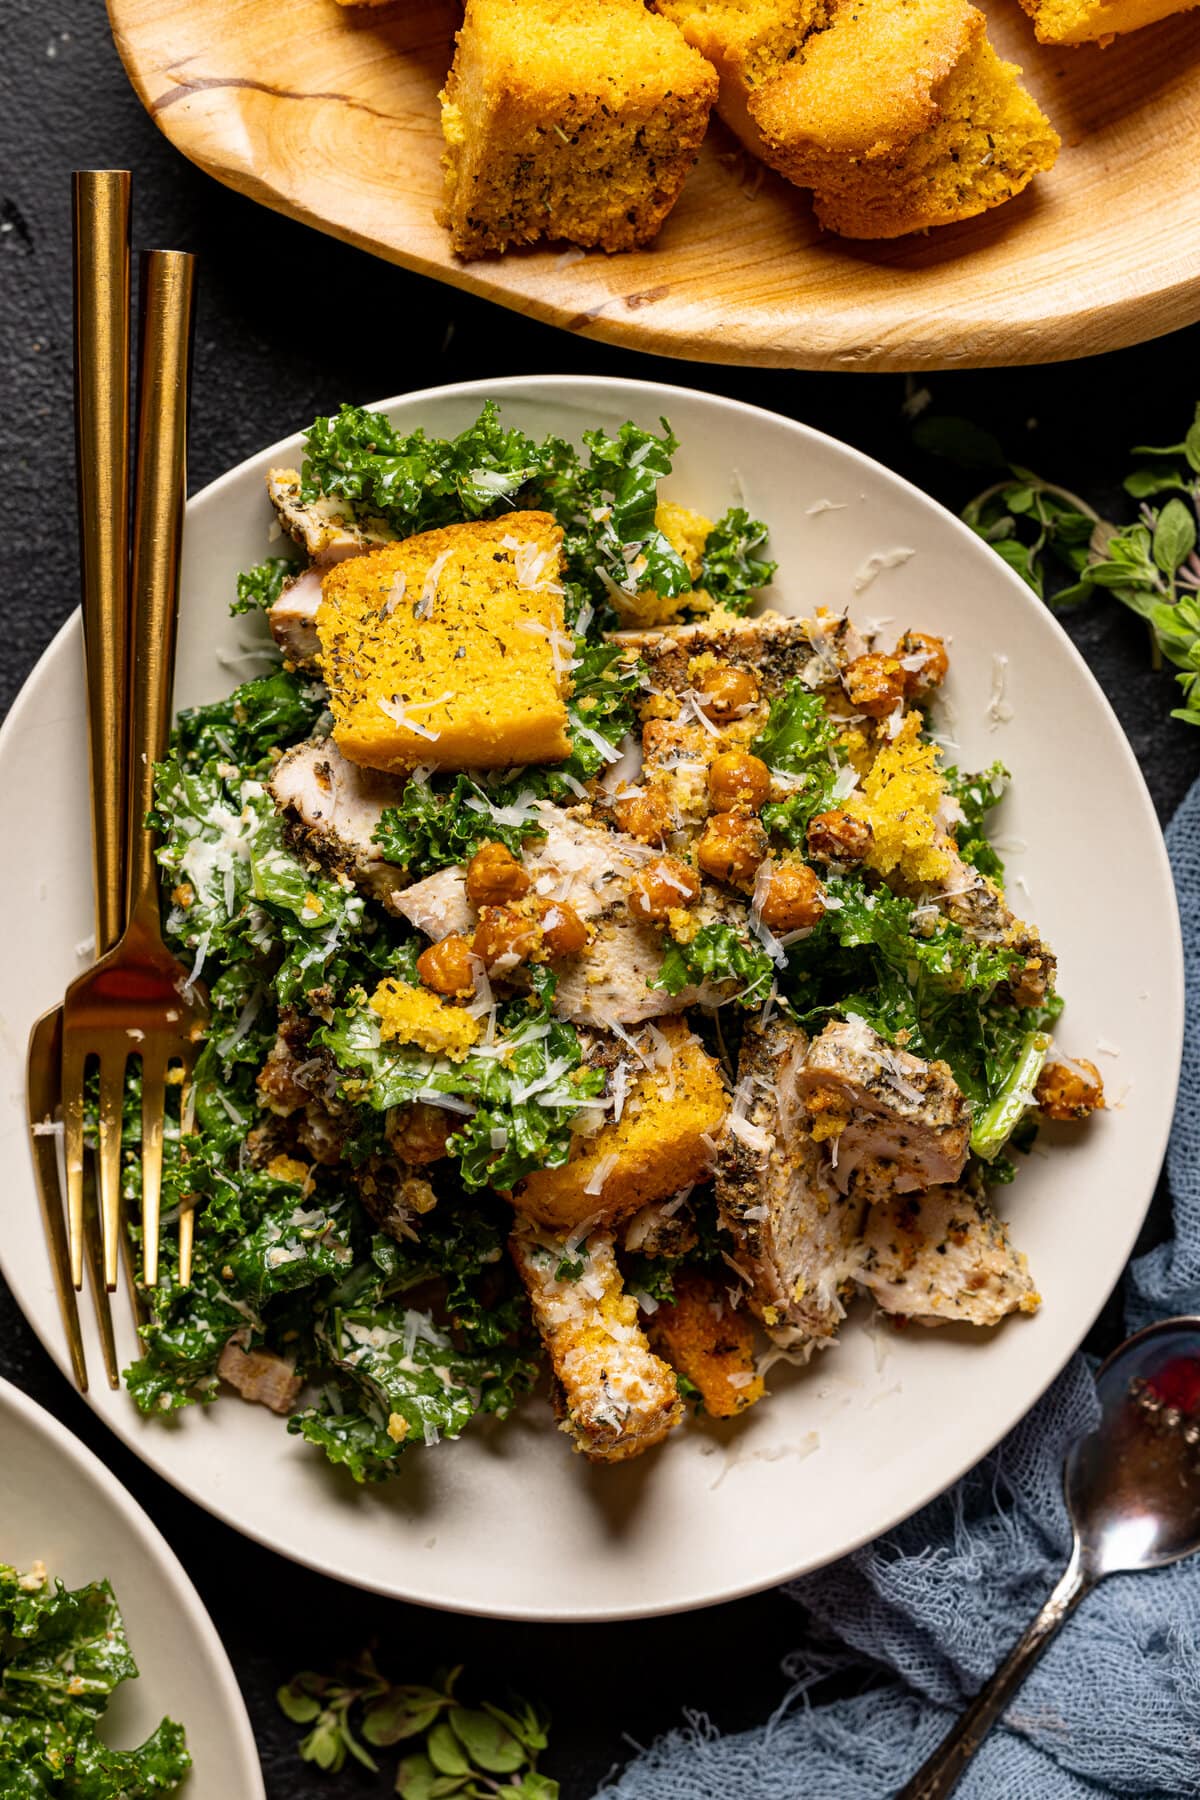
439,0 -> 718,258
316,512 -> 572,773
510,1223 -> 684,1462
1017,0 -> 1199,40
511,1018 -> 729,1233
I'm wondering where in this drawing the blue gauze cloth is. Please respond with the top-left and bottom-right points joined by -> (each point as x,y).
598,777 -> 1200,1800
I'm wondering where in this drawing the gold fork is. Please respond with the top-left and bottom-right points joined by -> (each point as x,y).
26,170 -> 134,1391
61,246 -> 208,1298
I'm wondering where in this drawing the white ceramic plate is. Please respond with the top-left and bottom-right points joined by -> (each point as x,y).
0,1377 -> 264,1797
0,376 -> 1182,1621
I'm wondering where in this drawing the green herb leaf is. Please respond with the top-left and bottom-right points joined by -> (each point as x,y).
1152,497 -> 1197,575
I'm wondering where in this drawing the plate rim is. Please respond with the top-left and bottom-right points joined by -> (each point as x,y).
0,1374 -> 267,1793
0,371 -> 1184,1621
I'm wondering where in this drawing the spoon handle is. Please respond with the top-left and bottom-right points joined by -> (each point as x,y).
895,1542 -> 1093,1800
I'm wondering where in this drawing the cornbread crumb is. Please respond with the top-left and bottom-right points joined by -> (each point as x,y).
846,711 -> 950,885
369,978 -> 480,1062
510,1223 -> 684,1461
512,1019 -> 728,1231
651,1270 -> 765,1416
1017,0 -> 1197,41
440,0 -> 717,258
318,513 -> 571,772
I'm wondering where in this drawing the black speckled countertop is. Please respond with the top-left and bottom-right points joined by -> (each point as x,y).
2,5 -> 1197,1794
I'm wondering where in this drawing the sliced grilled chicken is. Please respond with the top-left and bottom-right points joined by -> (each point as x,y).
269,737 -> 410,914
716,1018 -> 865,1354
856,1178 -> 1040,1327
611,608 -> 866,699
217,1341 -> 302,1414
391,805 -> 731,1025
267,468 -> 396,563
509,1222 -> 684,1462
269,565 -> 323,670
796,1017 -> 970,1203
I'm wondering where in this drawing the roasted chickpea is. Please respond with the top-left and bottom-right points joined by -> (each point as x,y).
472,905 -> 541,973
629,856 -> 700,923
613,784 -> 674,843
693,663 -> 760,721
843,652 -> 906,719
757,860 -> 826,931
1035,1058 -> 1105,1122
535,898 -> 590,958
807,808 -> 873,866
895,629 -> 949,698
696,811 -> 769,890
708,751 -> 770,814
386,1101 -> 453,1165
465,840 -> 529,907
415,933 -> 476,996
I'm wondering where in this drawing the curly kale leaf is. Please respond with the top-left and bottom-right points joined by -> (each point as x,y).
373,774 -> 548,875
231,555 -> 296,616
0,1568 -> 190,1796
653,923 -> 776,1010
753,681 -> 843,843
698,507 -> 777,613
944,761 -> 1010,882
172,669 -> 326,774
300,400 -> 553,533
572,420 -> 691,601
319,972 -> 603,1193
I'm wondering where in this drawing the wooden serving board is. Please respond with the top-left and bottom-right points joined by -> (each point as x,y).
108,0 -> 1200,371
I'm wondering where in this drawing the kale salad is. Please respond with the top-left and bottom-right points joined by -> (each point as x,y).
118,400 -> 1103,1476
0,1562 -> 189,1796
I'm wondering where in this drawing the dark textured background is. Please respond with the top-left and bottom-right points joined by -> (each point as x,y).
2,2 -> 1198,1794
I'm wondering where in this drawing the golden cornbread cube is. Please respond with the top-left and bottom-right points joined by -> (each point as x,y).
650,1269 -> 765,1417
317,513 -> 572,772
1018,0 -> 1197,41
512,1019 -> 728,1232
654,0 -> 830,133
510,1222 -> 684,1462
439,0 -> 718,258
749,0 -> 1060,239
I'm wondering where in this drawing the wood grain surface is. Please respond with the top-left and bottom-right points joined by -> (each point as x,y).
107,0 -> 1200,371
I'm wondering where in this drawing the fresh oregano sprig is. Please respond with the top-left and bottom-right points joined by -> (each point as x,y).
277,1656 -> 558,1797
919,403 -> 1200,728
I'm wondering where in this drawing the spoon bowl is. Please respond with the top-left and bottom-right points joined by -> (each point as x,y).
901,1316 -> 1200,1799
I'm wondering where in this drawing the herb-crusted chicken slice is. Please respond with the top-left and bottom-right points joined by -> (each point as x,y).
612,607 -> 867,699
509,1223 -> 684,1462
269,565 -> 324,671
269,738 -> 410,914
267,468 -> 396,563
217,1340 -> 302,1414
925,836 -> 1057,1009
716,1018 -> 865,1354
796,1016 -> 970,1203
392,805 -> 730,1024
856,1178 -> 1040,1326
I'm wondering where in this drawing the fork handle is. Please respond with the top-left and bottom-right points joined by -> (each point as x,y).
895,1544 -> 1093,1800
126,250 -> 195,925
73,172 -> 131,957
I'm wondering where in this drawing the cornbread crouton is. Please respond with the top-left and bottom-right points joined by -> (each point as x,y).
317,513 -> 572,772
1017,0 -> 1197,41
512,1019 -> 727,1232
856,1178 -> 1040,1325
651,1270 -> 765,1417
439,0 -> 718,258
750,0 -> 1060,238
510,1223 -> 684,1461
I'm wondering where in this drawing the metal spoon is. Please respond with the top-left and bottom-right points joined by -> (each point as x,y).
899,1315 -> 1200,1799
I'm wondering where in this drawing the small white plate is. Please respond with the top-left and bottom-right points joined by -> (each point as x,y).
0,1376 -> 264,1798
0,375 -> 1182,1620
